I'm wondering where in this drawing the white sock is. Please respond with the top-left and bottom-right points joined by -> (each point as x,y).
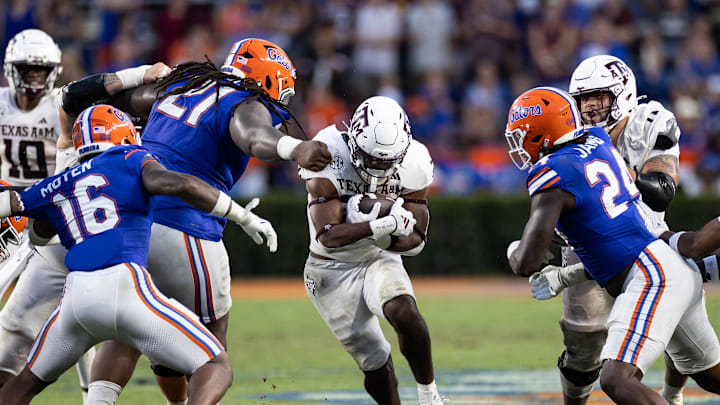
167,400 -> 187,405
659,384 -> 684,405
418,380 -> 441,404
86,380 -> 122,405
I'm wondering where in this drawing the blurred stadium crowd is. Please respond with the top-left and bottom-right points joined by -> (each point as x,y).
2,0 -> 720,196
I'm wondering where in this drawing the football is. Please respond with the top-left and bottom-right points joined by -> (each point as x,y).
358,194 -> 395,217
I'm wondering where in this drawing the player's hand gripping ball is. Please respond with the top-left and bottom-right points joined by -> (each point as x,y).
346,193 -> 395,224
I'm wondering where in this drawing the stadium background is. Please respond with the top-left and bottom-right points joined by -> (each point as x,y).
3,0 -> 720,403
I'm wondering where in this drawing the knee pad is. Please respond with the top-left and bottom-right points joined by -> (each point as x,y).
558,351 -> 600,399
559,322 -> 607,372
151,364 -> 185,378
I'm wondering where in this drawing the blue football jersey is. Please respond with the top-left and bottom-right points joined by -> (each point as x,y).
141,77 -> 291,241
19,145 -> 157,272
525,127 -> 656,286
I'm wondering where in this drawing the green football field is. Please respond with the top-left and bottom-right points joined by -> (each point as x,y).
25,283 -> 720,404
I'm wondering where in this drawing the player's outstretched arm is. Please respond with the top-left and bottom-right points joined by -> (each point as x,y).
661,217 -> 720,259
508,187 -> 575,277
230,101 -> 331,171
141,159 -> 277,252
60,62 -> 170,129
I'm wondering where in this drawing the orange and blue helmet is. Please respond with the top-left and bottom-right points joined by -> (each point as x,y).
0,180 -> 26,262
220,38 -> 296,105
505,86 -> 584,170
72,105 -> 139,161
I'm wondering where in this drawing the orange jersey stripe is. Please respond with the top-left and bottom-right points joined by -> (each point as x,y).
539,177 -> 560,191
528,167 -> 550,186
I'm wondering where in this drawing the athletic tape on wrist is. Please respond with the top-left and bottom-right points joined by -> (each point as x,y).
210,192 -> 232,217
115,65 -> 151,89
277,136 -> 302,160
369,216 -> 396,239
668,231 -> 686,252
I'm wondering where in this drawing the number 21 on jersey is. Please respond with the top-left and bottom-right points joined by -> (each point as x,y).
585,148 -> 640,219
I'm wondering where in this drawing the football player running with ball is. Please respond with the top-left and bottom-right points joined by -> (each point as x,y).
506,86 -> 720,405
526,55 -> 690,405
60,38 -> 331,404
301,96 -> 443,405
0,104 -> 263,405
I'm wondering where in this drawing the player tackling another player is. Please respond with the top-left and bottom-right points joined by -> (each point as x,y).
505,86 -> 720,404
301,96 -> 443,405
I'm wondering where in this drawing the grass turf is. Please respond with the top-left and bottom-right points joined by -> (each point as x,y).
28,294 -> 720,404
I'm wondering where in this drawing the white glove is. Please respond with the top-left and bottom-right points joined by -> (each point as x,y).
227,198 -> 278,253
346,194 -> 382,224
388,197 -> 416,238
529,263 -> 587,300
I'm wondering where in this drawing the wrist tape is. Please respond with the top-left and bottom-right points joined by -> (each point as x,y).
369,216 -> 396,239
668,231 -> 686,252
115,65 -> 151,89
277,136 -> 302,160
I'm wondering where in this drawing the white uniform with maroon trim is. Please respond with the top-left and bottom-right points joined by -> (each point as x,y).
0,87 -> 96,379
0,87 -> 60,186
299,124 -> 433,371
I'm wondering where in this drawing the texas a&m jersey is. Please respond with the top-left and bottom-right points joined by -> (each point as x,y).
141,77 -> 290,241
18,145 -> 156,272
0,87 -> 61,186
526,127 -> 655,285
300,124 -> 433,262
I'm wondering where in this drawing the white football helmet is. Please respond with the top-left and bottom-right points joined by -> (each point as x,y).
568,55 -> 637,130
4,29 -> 63,98
347,96 -> 411,188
